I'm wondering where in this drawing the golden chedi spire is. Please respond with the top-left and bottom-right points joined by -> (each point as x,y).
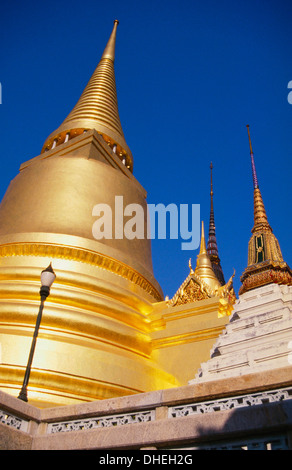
42,20 -> 133,171
239,125 -> 292,294
0,22 -> 180,407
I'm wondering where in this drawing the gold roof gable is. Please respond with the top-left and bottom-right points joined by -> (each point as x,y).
169,222 -> 235,308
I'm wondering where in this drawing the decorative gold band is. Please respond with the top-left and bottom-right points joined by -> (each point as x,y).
0,242 -> 162,301
0,364 -> 141,403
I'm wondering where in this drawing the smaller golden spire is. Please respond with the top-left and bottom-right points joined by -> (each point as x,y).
239,125 -> 292,294
195,221 -> 222,292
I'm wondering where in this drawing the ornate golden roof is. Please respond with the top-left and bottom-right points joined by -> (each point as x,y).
239,126 -> 292,294
169,222 -> 235,310
41,20 -> 133,171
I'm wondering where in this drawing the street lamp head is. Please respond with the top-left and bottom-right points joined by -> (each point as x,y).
41,263 -> 56,288
40,263 -> 56,299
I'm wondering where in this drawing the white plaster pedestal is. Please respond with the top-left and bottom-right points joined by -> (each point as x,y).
190,283 -> 292,383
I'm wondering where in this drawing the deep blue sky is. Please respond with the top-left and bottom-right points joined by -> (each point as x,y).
1,0 -> 291,298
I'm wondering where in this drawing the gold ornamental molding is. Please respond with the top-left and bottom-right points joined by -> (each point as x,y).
0,242 -> 162,302
152,325 -> 226,350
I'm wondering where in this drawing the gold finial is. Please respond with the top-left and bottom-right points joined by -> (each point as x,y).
101,19 -> 119,62
199,221 -> 207,256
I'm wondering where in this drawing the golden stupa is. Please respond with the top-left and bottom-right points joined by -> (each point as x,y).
0,21 -> 234,407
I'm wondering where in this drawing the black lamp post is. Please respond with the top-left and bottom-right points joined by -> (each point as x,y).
18,263 -> 56,402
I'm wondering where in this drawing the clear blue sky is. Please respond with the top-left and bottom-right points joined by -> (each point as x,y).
1,0 -> 291,297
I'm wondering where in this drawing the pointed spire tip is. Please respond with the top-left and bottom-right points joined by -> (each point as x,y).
101,19 -> 119,62
246,124 -> 259,189
199,221 -> 207,254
